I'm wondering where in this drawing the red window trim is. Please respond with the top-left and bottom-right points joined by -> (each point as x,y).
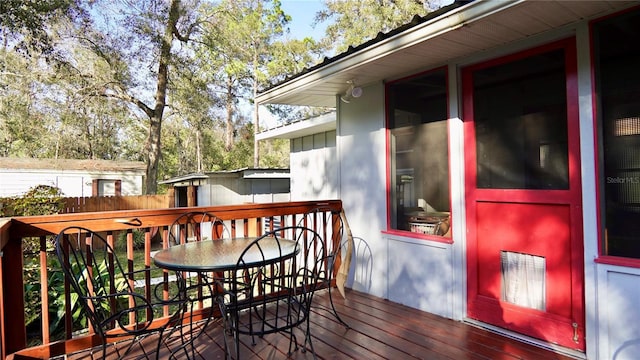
595,255 -> 640,269
590,6 -> 640,262
382,229 -> 454,244
384,66 -> 452,242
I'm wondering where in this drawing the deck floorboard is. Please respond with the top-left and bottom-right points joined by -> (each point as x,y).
65,289 -> 579,360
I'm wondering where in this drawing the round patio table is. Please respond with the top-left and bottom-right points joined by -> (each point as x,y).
152,236 -> 298,359
153,236 -> 297,272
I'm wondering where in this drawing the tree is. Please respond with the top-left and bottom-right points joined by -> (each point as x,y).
316,0 -> 437,54
198,0 -> 290,168
74,0 -> 202,193
0,0 -> 81,55
1,0 -> 343,190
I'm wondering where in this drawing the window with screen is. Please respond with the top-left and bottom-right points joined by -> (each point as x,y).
387,69 -> 451,238
593,8 -> 640,259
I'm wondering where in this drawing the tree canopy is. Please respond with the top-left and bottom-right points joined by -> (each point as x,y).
0,0 -> 442,194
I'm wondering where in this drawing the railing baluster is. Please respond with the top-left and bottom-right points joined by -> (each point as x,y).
39,236 -> 50,344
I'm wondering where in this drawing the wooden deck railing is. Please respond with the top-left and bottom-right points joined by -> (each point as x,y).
0,200 -> 342,360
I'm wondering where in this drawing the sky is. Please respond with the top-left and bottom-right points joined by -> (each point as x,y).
279,0 -> 456,41
280,0 -> 328,40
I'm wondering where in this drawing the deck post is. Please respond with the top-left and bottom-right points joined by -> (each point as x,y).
2,233 -> 26,355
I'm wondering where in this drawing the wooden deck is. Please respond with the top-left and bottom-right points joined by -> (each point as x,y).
64,289 -> 578,360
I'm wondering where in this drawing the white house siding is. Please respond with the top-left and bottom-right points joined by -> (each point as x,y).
596,265 -> 640,360
290,130 -> 338,200
385,234 -> 454,319
337,82 -> 389,299
0,169 -> 143,197
201,178 -> 241,205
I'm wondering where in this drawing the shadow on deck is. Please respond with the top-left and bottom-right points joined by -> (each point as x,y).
61,289 -> 578,360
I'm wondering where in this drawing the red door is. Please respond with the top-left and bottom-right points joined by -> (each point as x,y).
463,39 -> 585,351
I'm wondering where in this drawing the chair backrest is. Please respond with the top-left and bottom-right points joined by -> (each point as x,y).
168,211 -> 230,247
55,226 -> 138,337
297,208 -> 345,281
229,226 -> 326,335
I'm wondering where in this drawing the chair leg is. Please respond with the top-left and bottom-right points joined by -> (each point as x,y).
154,329 -> 164,360
101,340 -> 107,360
327,284 -> 350,328
303,325 -> 318,360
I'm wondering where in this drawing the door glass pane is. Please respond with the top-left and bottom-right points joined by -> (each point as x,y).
473,50 -> 569,189
593,8 -> 640,258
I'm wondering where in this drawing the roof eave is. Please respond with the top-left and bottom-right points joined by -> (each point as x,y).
256,0 -> 517,107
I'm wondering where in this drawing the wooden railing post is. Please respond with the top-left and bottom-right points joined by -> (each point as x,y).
2,233 -> 26,355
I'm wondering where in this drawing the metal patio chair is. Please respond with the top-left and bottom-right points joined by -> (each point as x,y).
217,226 -> 326,360
55,226 -> 185,359
297,207 -> 351,328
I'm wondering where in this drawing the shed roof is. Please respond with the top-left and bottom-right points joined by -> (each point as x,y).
0,157 -> 146,173
159,168 -> 290,185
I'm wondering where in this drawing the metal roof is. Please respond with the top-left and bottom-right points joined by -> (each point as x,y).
0,157 -> 146,173
256,0 -> 637,107
256,111 -> 336,140
160,168 -> 290,185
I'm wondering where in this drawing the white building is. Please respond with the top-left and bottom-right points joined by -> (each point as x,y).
257,1 -> 640,359
0,157 -> 146,197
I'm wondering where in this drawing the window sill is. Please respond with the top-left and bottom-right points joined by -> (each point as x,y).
381,229 -> 453,244
595,255 -> 640,269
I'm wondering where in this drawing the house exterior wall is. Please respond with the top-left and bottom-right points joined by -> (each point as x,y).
337,82 -> 390,299
0,169 -> 143,197
290,130 -> 338,200
332,15 -> 639,360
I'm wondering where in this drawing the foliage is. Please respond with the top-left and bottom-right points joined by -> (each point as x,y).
116,230 -> 146,252
0,0 -> 82,56
23,257 -> 84,343
316,0 -> 437,54
0,0 -> 447,186
0,185 -> 65,217
259,138 -> 289,168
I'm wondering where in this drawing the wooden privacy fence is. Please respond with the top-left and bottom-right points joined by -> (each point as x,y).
61,194 -> 173,213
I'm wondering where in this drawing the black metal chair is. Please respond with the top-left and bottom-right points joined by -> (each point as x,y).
55,226 -> 185,359
297,208 -> 351,328
167,211 -> 231,246
217,226 -> 326,360
154,211 -> 231,356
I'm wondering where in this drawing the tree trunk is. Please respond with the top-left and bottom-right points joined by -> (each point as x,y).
225,76 -> 234,151
253,52 -> 260,169
145,0 -> 181,194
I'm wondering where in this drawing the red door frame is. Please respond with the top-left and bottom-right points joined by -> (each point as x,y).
463,38 -> 585,351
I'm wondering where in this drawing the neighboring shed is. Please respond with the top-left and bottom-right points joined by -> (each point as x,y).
0,158 -> 146,197
160,168 -> 290,207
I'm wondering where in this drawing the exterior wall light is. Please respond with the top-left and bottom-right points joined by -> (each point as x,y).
341,80 -> 363,103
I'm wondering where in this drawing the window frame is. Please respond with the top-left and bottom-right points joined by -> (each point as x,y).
591,6 -> 640,266
383,66 -> 452,243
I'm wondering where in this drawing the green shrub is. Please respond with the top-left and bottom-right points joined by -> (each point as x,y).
1,185 -> 65,217
116,230 -> 146,252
